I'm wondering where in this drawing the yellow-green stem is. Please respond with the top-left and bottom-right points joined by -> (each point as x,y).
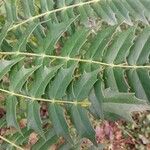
0,135 -> 24,150
0,88 -> 91,107
8,0 -> 100,31
0,51 -> 150,69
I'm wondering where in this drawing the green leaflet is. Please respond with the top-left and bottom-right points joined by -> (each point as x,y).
59,143 -> 77,150
26,65 -> 61,138
61,28 -> 89,57
104,68 -> 129,92
66,70 -> 100,145
89,144 -> 104,150
12,128 -> 32,145
40,0 -> 58,24
76,0 -> 89,24
71,105 -> 97,145
1,128 -> 32,150
92,0 -> 117,25
128,27 -> 150,65
20,0 -> 36,17
122,0 -> 148,24
72,69 -> 99,100
102,27 -> 150,100
0,117 -> 6,128
6,65 -> 38,130
48,64 -> 76,99
140,0 -> 150,21
32,129 -> 58,150
41,17 -> 77,54
83,26 -> 117,71
103,27 -> 135,64
29,65 -> 61,97
7,127 -> 31,148
0,22 -> 13,47
40,0 -> 54,13
58,28 -> 89,67
59,142 -> 80,150
85,26 -> 117,62
6,96 -> 19,129
127,69 -> 150,101
109,0 -> 133,25
1,39 -> 12,52
47,64 -> 76,143
12,23 -> 38,52
75,0 -> 95,24
27,101 -> 44,138
0,57 -> 23,80
103,91 -> 150,122
90,87 -> 150,122
91,0 -> 150,25
48,104 -> 72,143
9,66 -> 39,92
57,0 -> 75,23
4,0 -> 17,22
89,80 -> 104,119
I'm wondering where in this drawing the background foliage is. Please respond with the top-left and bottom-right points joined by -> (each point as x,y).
0,0 -> 150,149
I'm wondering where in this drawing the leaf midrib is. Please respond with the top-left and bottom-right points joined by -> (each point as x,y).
0,51 -> 150,69
7,0 -> 100,31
